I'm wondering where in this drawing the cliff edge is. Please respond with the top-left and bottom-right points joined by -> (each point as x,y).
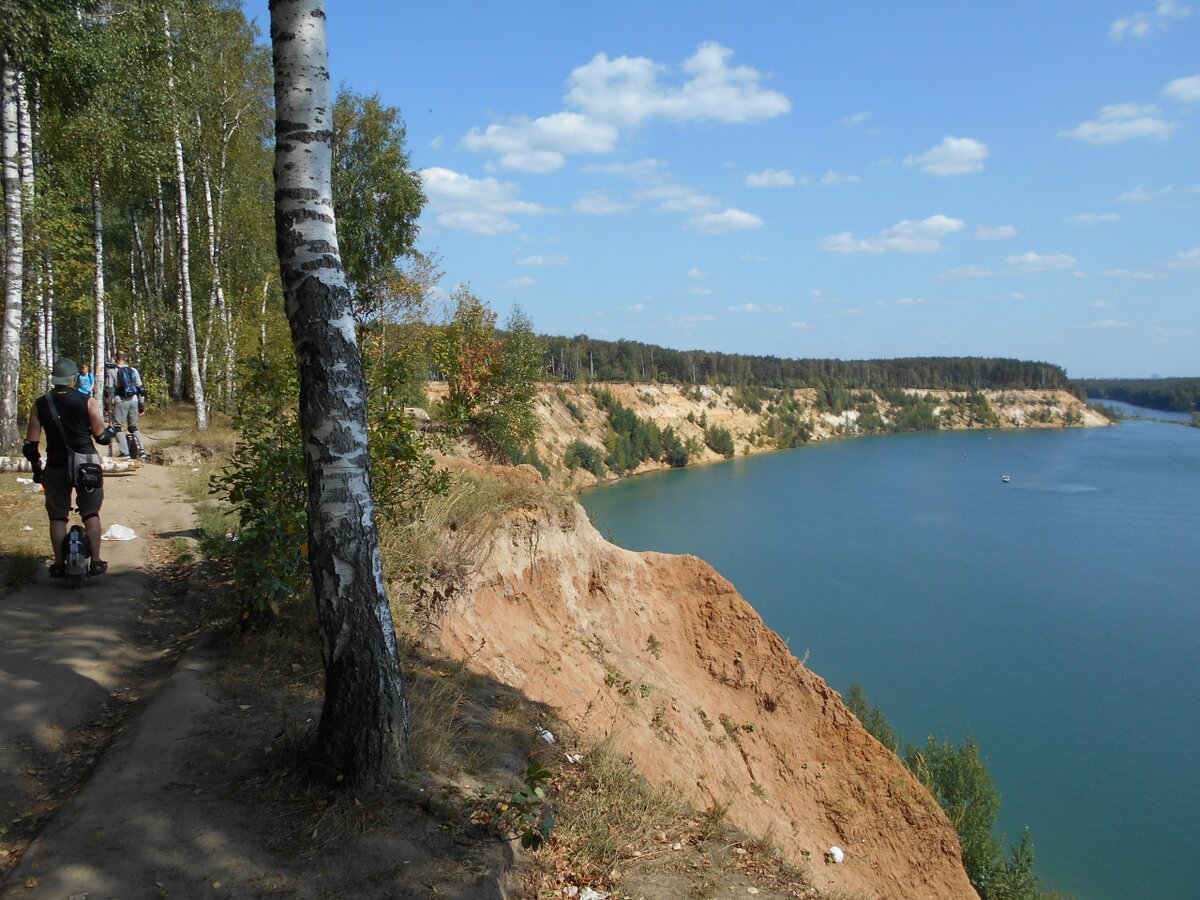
435,461 -> 979,899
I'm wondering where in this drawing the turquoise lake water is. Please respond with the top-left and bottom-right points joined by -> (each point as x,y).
581,418 -> 1200,899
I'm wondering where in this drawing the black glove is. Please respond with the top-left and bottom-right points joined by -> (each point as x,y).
95,423 -> 122,445
138,402 -> 145,414
22,441 -> 43,483
31,465 -> 43,485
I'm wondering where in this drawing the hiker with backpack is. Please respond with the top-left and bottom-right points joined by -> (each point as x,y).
105,350 -> 146,459
24,358 -> 122,577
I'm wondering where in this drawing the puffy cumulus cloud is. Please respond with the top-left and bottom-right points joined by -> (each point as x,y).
1094,299 -> 1116,308
729,303 -> 761,312
1177,247 -> 1200,266
1061,104 -> 1177,144
686,268 -> 707,279
462,112 -> 618,172
1165,74 -> 1200,102
821,214 -> 965,255
1111,2 -> 1193,39
1066,212 -> 1121,225
689,208 -> 764,233
905,136 -> 989,175
420,167 -> 549,235
820,169 -> 862,186
937,265 -> 993,280
1007,251 -> 1078,272
565,42 -> 791,128
516,255 -> 569,267
977,224 -> 1017,240
746,168 -> 795,188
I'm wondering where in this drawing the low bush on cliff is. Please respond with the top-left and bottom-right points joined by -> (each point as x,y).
848,683 -> 1065,899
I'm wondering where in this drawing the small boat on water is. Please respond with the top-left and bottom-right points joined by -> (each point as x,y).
1002,474 -> 1012,483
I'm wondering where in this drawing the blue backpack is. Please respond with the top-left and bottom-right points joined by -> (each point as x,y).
116,366 -> 137,398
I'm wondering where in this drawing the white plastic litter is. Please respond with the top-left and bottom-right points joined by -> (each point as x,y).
15,476 -> 31,484
101,523 -> 137,541
565,752 -> 583,764
579,889 -> 609,900
828,845 -> 845,864
21,525 -> 32,531
537,726 -> 556,744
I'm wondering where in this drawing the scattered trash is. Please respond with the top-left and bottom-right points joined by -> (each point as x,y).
537,726 -> 556,744
15,476 -> 31,484
101,523 -> 137,541
579,889 -> 609,900
21,525 -> 32,532
22,483 -> 42,493
565,752 -> 583,764
827,845 -> 845,864
191,467 -> 199,472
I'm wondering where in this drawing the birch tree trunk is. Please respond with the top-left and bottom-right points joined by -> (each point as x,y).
270,0 -> 410,784
91,174 -> 106,386
165,10 -> 207,429
0,59 -> 24,449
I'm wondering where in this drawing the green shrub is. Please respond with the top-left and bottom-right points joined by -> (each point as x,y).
704,424 -> 735,458
564,440 -> 605,478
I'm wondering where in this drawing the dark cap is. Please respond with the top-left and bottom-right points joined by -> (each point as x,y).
51,358 -> 80,386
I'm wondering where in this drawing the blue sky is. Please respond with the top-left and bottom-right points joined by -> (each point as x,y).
247,2 -> 1199,377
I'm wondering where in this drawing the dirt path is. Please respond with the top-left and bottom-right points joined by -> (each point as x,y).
0,461 -> 198,885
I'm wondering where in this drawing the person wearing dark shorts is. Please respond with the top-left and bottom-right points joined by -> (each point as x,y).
23,358 -> 121,577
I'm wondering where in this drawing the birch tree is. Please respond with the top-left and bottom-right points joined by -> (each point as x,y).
270,0 -> 410,784
0,57 -> 22,448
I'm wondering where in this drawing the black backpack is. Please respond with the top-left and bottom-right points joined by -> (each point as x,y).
116,366 -> 136,398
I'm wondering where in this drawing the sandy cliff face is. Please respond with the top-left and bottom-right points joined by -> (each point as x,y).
426,381 -> 1108,489
436,463 -> 979,899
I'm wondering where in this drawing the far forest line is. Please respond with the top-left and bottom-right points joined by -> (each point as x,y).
535,334 -> 1078,395
1076,377 -> 1200,413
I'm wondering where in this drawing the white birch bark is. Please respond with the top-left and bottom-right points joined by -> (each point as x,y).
91,174 -> 106,387
271,0 -> 409,782
0,60 -> 24,449
164,10 -> 207,430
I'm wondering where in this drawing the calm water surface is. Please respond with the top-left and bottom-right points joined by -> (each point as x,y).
581,421 -> 1200,899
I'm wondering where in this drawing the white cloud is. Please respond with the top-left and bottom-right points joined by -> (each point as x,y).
1111,2 -> 1193,39
1007,251 -> 1078,272
746,168 -> 795,188
1177,247 -> 1200,266
729,303 -> 761,312
1094,300 -> 1115,308
821,214 -> 965,255
429,134 -> 444,149
977,224 -> 1017,240
689,208 -> 764,233
584,158 -> 668,179
517,255 -> 569,267
1066,212 -> 1121,225
905,136 -> 989,175
504,277 -> 535,289
686,268 -> 707,279
626,303 -> 645,312
938,265 -> 993,280
896,297 -> 926,305
741,253 -> 769,263
1084,319 -> 1131,328
820,169 -> 862,186
1061,104 -> 1176,144
682,314 -> 716,323
842,110 -> 872,126
810,289 -> 844,303
785,321 -> 811,329
637,182 -> 717,213
462,112 -> 618,172
1102,268 -> 1161,279
565,42 -> 791,128
686,286 -> 716,296
1166,74 -> 1200,102
420,167 -> 549,235
573,191 -> 632,215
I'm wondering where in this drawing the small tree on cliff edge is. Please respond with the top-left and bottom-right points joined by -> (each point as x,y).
270,0 -> 410,784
